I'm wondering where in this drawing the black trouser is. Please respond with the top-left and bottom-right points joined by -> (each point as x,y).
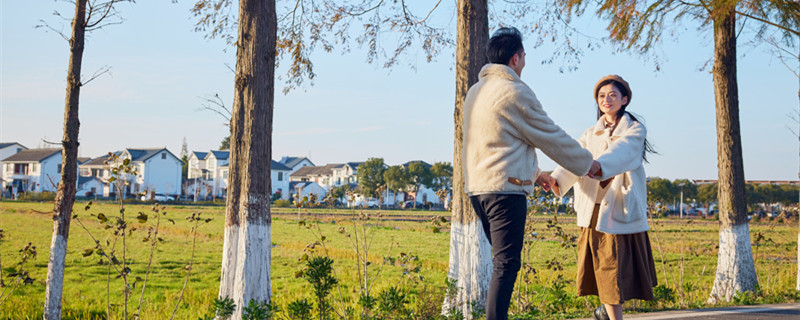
470,194 -> 527,320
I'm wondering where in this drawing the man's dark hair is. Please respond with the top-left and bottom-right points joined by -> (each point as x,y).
487,27 -> 523,65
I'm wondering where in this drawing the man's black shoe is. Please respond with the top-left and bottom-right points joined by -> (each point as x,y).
593,306 -> 610,320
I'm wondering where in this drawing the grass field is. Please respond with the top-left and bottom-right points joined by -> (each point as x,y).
0,200 -> 797,319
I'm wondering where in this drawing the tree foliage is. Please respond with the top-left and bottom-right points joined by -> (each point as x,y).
429,161 -> 453,191
406,161 -> 432,194
191,0 -> 601,93
647,178 -> 676,203
697,183 -> 718,204
384,165 -> 411,197
357,158 -> 386,198
192,0 -> 455,93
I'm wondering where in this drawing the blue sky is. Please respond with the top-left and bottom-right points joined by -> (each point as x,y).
1,1 -> 797,181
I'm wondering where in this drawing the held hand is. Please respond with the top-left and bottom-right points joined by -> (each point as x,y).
586,160 -> 602,179
536,173 -> 556,192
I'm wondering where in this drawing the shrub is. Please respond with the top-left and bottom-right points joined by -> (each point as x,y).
273,199 -> 292,207
20,191 -> 57,201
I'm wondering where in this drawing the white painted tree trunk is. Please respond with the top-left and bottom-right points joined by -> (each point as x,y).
796,228 -> 799,291
44,235 -> 68,320
44,1 -> 86,318
708,223 -> 758,303
442,219 -> 492,318
230,195 -> 272,319
218,225 -> 239,299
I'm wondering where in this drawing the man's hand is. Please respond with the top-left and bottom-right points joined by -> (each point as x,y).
536,173 -> 556,192
587,160 -> 602,179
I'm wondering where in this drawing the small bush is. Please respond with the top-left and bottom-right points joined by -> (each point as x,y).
273,199 -> 292,207
20,191 -> 57,201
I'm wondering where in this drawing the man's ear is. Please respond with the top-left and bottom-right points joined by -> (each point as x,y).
509,53 -> 519,67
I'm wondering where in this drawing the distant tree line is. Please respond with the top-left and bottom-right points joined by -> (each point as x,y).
647,178 -> 798,212
355,158 -> 453,205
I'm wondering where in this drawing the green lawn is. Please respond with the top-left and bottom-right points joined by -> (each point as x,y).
0,200 -> 797,319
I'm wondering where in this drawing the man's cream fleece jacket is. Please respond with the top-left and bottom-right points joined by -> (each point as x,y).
462,64 -> 593,195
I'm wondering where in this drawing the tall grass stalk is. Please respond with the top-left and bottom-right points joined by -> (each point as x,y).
170,212 -> 205,320
135,204 -> 166,319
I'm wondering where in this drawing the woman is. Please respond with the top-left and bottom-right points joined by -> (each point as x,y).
538,75 -> 657,320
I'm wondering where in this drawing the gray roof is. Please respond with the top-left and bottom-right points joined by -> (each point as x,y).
127,148 -> 168,162
280,156 -> 314,168
289,181 -> 323,190
291,164 -> 341,177
81,153 -> 119,167
271,160 -> 291,171
0,142 -> 26,149
192,151 -> 208,160
403,160 -> 432,169
208,150 -> 230,160
1,148 -> 60,162
346,162 -> 365,170
77,157 -> 91,164
78,176 -> 102,186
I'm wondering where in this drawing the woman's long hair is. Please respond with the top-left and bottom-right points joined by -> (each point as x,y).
595,79 -> 658,163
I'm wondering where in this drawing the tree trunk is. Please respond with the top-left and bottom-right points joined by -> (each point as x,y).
442,1 -> 491,318
796,44 -> 799,292
707,5 -> 758,303
43,1 -> 86,319
218,56 -> 245,302
219,0 -> 276,317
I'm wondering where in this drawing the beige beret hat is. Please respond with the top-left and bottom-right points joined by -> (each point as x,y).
594,74 -> 632,106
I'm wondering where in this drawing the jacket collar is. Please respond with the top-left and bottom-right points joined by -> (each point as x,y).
479,64 -> 521,82
593,112 -> 633,136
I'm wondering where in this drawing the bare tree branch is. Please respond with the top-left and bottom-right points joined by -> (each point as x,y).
82,66 -> 112,87
35,20 -> 70,41
736,9 -> 800,36
41,138 -> 62,146
198,94 -> 232,126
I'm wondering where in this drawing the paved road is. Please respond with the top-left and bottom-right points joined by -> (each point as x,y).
572,303 -> 800,319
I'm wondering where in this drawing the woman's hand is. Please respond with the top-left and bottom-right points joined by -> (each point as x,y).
536,173 -> 556,192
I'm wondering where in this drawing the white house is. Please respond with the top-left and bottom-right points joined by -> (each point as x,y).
76,176 -> 105,198
205,150 -> 230,197
103,148 -> 182,197
0,142 -> 28,191
187,151 -> 209,179
78,154 -> 115,197
196,149 -> 294,199
331,162 -> 363,187
1,148 -> 62,194
289,181 -> 328,202
289,164 -> 343,189
279,156 -> 315,175
271,161 -> 292,200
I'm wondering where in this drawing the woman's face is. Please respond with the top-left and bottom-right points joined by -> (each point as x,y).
596,83 -> 628,119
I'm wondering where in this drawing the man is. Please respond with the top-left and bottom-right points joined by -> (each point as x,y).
462,27 -> 600,320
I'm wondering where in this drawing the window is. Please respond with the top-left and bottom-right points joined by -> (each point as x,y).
57,164 -> 62,173
278,172 -> 283,181
31,164 -> 38,172
161,153 -> 166,159
223,170 -> 229,179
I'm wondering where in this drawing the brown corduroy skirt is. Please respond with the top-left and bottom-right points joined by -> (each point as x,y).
576,204 -> 658,304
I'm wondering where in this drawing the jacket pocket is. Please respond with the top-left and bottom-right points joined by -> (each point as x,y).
611,172 -> 644,224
